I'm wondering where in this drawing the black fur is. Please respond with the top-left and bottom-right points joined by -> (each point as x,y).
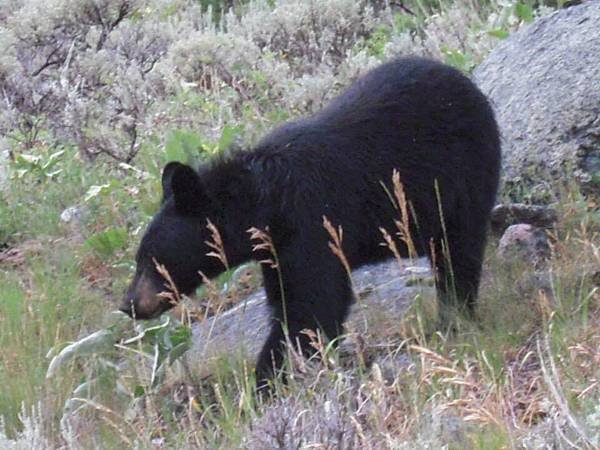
122,57 -> 501,384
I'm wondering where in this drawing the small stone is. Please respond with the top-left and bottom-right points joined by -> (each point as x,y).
60,206 -> 88,225
404,265 -> 434,286
497,224 -> 550,268
404,266 -> 431,276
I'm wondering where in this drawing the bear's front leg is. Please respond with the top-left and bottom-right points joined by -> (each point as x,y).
255,251 -> 353,387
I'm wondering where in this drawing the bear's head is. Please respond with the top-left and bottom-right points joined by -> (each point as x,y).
120,162 -> 235,320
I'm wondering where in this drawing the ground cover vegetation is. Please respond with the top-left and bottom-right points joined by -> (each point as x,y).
1,0 -> 598,448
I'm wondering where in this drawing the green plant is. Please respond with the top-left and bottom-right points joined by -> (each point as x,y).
164,125 -> 243,165
12,149 -> 65,180
46,314 -> 193,434
515,1 -> 535,23
164,130 -> 205,165
365,25 -> 392,57
84,227 -> 128,259
441,47 -> 476,73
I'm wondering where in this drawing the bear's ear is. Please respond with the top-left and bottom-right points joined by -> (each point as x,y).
162,162 -> 206,214
161,161 -> 185,201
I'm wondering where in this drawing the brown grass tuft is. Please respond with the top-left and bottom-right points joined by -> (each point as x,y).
154,257 -> 182,307
392,169 -> 418,259
323,216 -> 352,278
247,226 -> 278,269
205,219 -> 229,270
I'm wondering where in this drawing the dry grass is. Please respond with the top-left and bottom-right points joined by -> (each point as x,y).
205,219 -> 230,271
64,163 -> 598,450
6,202 -> 595,449
323,216 -> 353,279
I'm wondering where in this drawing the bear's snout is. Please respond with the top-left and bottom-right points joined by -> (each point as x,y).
121,273 -> 173,320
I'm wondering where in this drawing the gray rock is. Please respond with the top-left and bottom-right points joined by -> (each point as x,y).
490,203 -> 558,234
60,206 -> 87,224
59,205 -> 89,243
497,224 -> 550,268
474,1 -> 600,200
186,258 -> 433,373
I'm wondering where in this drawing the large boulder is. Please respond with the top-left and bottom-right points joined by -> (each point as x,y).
474,1 -> 600,200
187,258 -> 432,373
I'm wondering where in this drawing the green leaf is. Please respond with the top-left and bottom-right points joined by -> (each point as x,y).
165,323 -> 192,348
133,385 -> 145,398
515,2 -> 534,23
487,28 -> 509,39
122,317 -> 171,345
41,150 -> 65,170
166,341 -> 190,366
16,153 -> 40,165
150,343 -> 162,387
45,169 -> 63,178
71,378 -> 100,400
84,183 -> 113,202
46,330 -> 115,378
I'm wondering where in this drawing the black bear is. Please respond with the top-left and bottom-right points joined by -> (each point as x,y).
121,57 -> 501,383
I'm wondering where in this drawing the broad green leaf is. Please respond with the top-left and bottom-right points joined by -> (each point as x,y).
42,150 -> 65,169
46,330 -> 115,378
164,323 -> 192,348
122,317 -> 171,345
16,153 -> 40,165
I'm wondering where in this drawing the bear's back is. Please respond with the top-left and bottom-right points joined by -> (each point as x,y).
258,57 -> 496,154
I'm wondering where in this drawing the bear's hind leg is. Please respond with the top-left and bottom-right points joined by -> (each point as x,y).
431,219 -> 488,320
